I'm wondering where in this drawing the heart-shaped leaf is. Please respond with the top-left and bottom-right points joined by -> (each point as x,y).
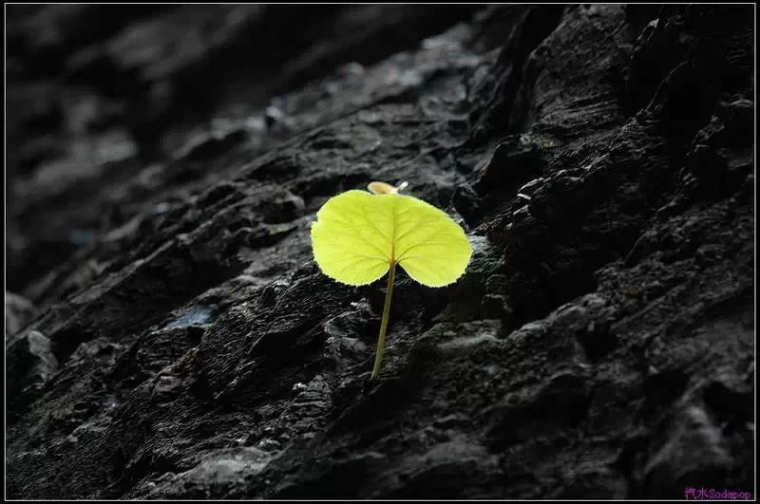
310,189 -> 472,287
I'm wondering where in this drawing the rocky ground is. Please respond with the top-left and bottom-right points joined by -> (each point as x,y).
5,4 -> 755,499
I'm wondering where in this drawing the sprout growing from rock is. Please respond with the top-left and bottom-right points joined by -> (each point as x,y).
310,181 -> 472,378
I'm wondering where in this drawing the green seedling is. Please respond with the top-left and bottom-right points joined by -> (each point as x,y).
310,181 -> 472,379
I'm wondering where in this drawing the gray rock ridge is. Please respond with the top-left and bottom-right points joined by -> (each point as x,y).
5,4 -> 754,499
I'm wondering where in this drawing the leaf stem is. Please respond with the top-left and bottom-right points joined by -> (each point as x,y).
371,261 -> 396,379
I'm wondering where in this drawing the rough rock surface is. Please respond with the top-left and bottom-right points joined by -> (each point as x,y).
5,292 -> 38,339
6,5 -> 755,499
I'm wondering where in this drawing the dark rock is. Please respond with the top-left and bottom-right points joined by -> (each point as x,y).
6,330 -> 59,417
6,4 -> 754,500
5,292 -> 38,339
485,368 -> 592,449
472,135 -> 547,201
